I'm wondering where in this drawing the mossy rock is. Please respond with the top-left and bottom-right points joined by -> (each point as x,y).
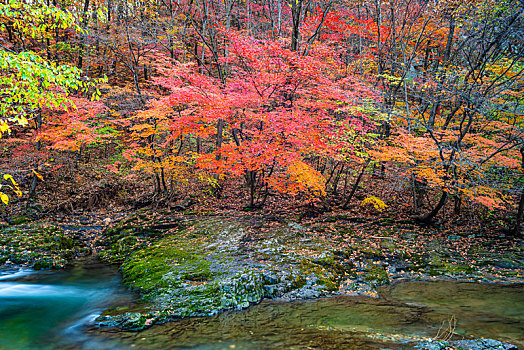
8,216 -> 31,225
100,217 -> 352,329
364,264 -> 389,285
324,215 -> 338,223
99,218 -> 172,264
443,262 -> 474,275
122,238 -> 212,292
0,223 -> 87,269
335,225 -> 355,235
362,247 -> 385,259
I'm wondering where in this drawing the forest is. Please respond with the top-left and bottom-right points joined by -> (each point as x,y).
0,0 -> 523,349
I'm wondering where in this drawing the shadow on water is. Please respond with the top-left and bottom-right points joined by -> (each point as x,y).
1,261 -> 522,350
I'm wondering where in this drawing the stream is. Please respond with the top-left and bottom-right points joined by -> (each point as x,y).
0,261 -> 522,349
0,260 -> 133,350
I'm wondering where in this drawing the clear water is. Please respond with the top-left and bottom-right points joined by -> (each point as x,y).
0,260 -> 133,350
1,262 -> 522,350
94,281 -> 524,350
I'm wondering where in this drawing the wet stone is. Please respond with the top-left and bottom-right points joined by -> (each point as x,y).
416,339 -> 518,350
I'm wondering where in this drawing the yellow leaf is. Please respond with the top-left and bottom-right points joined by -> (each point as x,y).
32,169 -> 44,181
0,193 -> 8,205
0,121 -> 9,135
19,116 -> 28,126
2,174 -> 22,196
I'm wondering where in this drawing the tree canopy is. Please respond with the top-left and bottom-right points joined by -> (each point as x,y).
0,0 -> 523,231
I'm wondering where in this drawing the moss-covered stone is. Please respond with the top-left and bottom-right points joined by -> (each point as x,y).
364,264 -> 389,285
97,217 -> 358,329
98,211 -> 181,264
8,216 -> 31,225
0,223 -> 88,269
95,213 -> 523,331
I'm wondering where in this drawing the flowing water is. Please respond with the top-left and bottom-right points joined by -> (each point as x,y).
1,262 -> 522,350
0,260 -> 134,350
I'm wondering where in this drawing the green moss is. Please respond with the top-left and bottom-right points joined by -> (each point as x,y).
9,216 -> 31,225
425,253 -> 475,276
335,225 -> 355,235
362,247 -> 385,259
364,264 -> 389,285
0,224 -> 87,269
381,218 -> 395,225
99,219 -> 168,264
122,237 -> 211,293
443,262 -> 474,275
317,274 -> 340,291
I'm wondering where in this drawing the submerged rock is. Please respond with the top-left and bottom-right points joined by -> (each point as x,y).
416,339 -> 518,350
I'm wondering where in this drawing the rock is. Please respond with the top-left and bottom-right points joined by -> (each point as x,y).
171,198 -> 193,211
7,216 -> 30,225
0,223 -> 87,269
492,259 -> 521,269
78,217 -> 90,225
339,280 -> 379,297
96,313 -> 152,330
416,339 -> 518,350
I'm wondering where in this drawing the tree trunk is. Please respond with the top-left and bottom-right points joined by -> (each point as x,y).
415,189 -> 448,224
212,118 -> 224,198
342,159 -> 369,209
77,0 -> 90,70
216,118 -> 224,156
29,112 -> 42,198
411,174 -> 418,213
290,0 -> 303,51
512,147 -> 524,235
513,190 -> 524,235
454,194 -> 461,215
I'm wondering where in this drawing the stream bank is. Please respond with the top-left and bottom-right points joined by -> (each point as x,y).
1,210 -> 523,348
92,212 -> 524,333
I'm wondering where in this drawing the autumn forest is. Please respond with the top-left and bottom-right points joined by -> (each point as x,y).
0,0 -> 523,348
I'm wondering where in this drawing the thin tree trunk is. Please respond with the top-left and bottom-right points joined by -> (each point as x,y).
29,112 -> 43,198
454,194 -> 461,215
411,173 -> 418,213
77,0 -> 90,69
512,147 -> 524,235
332,164 -> 345,196
290,0 -> 303,51
216,118 -> 223,157
342,159 -> 369,209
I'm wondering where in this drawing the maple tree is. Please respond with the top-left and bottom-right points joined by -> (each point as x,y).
120,28 -> 379,207
338,0 -> 524,226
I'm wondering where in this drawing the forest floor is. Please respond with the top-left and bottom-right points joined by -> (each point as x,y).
1,197 -> 522,331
